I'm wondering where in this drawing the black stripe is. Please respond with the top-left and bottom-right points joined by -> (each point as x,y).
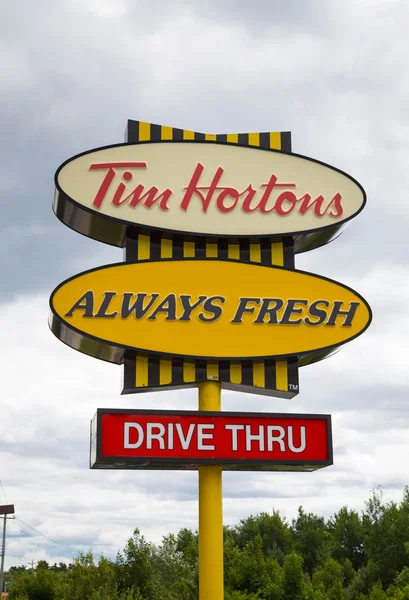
195,360 -> 207,383
172,358 -> 184,384
218,239 -> 228,260
148,356 -> 160,387
124,230 -> 139,262
147,232 -> 160,260
264,359 -> 276,391
126,120 -> 139,143
216,134 -> 227,143
259,132 -> 270,149
195,238 -> 206,258
238,133 -> 249,147
260,238 -> 272,266
173,128 -> 183,141
150,123 -> 161,141
218,361 -> 230,383
123,352 -> 137,392
239,238 -> 250,261
280,132 -> 292,153
288,359 -> 299,391
172,234 -> 184,259
241,361 -> 253,387
195,132 -> 205,141
283,238 -> 295,269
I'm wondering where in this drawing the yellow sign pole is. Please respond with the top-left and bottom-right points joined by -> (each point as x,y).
198,380 -> 223,600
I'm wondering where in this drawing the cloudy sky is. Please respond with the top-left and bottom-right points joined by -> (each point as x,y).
1,0 -> 408,568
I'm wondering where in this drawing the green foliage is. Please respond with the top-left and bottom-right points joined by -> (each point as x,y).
292,507 -> 329,576
327,506 -> 365,570
9,563 -> 57,600
312,557 -> 344,600
115,528 -> 154,598
7,487 -> 409,600
282,552 -> 307,600
363,487 -> 409,587
232,510 -> 293,563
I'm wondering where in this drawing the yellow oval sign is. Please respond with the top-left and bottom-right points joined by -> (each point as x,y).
49,260 -> 371,363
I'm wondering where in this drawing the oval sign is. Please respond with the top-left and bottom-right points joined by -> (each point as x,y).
54,142 -> 365,248
49,259 -> 371,363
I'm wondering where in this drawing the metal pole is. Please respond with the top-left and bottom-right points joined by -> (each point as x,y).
198,380 -> 223,600
0,515 -> 7,595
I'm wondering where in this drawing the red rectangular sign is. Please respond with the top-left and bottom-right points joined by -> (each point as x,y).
90,410 -> 332,472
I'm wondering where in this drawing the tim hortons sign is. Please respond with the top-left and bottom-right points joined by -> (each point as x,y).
50,121 -> 371,399
90,409 -> 333,471
54,141 -> 366,249
49,259 -> 371,364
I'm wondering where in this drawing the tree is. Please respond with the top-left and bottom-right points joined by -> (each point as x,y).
312,557 -> 344,600
150,533 -> 196,599
232,511 -> 293,563
116,528 -> 154,598
282,552 -> 307,600
9,563 -> 57,600
345,560 -> 379,600
292,507 -> 329,576
362,488 -> 409,587
327,506 -> 365,570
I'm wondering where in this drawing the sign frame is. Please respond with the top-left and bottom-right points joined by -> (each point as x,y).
90,408 -> 333,471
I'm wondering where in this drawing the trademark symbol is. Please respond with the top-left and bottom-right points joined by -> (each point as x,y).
289,384 -> 299,391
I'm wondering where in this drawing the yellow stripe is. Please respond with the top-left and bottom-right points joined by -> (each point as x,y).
135,356 -> 148,387
184,361 -> 196,383
205,133 -> 217,141
276,360 -> 288,391
270,132 -> 281,150
161,125 -> 173,140
230,363 -> 242,384
250,243 -> 261,263
228,243 -> 240,259
206,362 -> 219,380
206,242 -> 218,257
161,238 -> 173,258
183,130 -> 195,140
253,362 -> 265,388
271,242 -> 284,266
137,234 -> 150,260
160,359 -> 172,385
248,132 -> 260,147
227,133 -> 238,144
184,240 -> 195,257
139,122 -> 151,141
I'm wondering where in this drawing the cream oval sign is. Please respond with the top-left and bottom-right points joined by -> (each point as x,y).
49,259 -> 371,363
54,142 -> 366,247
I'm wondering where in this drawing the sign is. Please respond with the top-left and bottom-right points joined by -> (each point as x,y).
49,259 -> 372,363
54,141 -> 366,245
90,409 -> 332,471
0,505 -> 14,516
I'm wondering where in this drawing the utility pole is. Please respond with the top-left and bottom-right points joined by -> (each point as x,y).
0,505 -> 15,595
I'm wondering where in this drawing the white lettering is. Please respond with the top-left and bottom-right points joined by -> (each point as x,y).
176,423 -> 195,449
225,424 -> 244,451
267,426 -> 285,451
246,425 -> 265,451
124,422 -> 144,449
167,422 -> 174,450
146,422 -> 165,450
198,424 -> 215,450
288,426 -> 306,453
